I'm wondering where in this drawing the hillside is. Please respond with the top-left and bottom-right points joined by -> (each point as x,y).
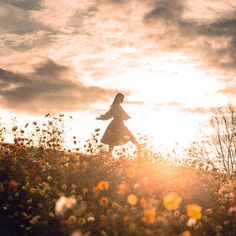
0,143 -> 236,236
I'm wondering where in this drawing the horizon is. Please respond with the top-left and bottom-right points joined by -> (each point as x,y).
1,0 -> 236,154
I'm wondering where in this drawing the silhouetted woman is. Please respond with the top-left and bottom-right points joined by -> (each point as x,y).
97,93 -> 140,154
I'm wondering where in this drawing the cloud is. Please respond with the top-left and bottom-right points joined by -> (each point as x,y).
218,86 -> 236,96
0,59 -> 114,114
0,0 -> 41,10
143,0 -> 236,74
0,2 -> 48,35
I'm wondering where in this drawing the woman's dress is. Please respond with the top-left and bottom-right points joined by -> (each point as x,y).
100,104 -> 135,146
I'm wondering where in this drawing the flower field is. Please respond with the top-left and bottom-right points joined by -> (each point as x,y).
0,142 -> 236,236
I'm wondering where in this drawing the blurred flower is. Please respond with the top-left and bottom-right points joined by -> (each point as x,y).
187,204 -> 202,220
82,188 -> 88,194
127,194 -> 138,206
55,196 -> 77,216
47,176 -> 52,182
100,197 -> 109,206
61,184 -> 67,191
126,167 -> 136,178
71,184 -> 77,190
78,217 -> 86,225
206,208 -> 213,216
173,210 -> 180,218
68,215 -> 77,224
140,197 -> 148,208
9,180 -> 18,190
181,231 -> 192,236
35,176 -> 42,184
163,192 -> 182,211
228,206 -> 236,215
87,215 -> 95,222
30,216 -> 40,225
117,182 -> 130,195
215,225 -> 223,233
70,230 -> 83,236
142,208 -> 156,224
187,218 -> 197,227
218,186 -> 227,195
97,181 -> 109,191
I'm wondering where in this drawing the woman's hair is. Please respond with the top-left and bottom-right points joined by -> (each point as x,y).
112,93 -> 124,105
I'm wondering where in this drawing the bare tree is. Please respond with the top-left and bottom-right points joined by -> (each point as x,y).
201,104 -> 236,173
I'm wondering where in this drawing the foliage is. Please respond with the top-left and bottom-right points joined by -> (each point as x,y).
200,104 -> 236,173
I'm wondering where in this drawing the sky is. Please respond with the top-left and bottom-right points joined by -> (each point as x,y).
1,0 -> 236,152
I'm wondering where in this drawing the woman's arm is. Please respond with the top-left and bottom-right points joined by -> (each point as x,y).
96,108 -> 114,120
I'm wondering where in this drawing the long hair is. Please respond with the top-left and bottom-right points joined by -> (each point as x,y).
112,93 -> 124,105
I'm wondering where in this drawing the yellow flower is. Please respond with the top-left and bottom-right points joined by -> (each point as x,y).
187,204 -> 202,220
97,181 -> 109,191
163,192 -> 182,211
142,208 -> 156,224
181,230 -> 192,236
127,194 -> 138,206
126,167 -> 136,178
100,197 -> 109,206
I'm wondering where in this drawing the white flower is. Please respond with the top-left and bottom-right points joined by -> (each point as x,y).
55,196 -> 77,216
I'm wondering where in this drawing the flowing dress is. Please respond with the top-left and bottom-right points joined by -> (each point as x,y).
100,103 -> 135,146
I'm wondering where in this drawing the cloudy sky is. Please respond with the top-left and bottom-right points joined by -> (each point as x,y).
1,0 -> 236,151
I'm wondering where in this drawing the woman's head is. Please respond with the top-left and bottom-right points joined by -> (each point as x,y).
112,93 -> 124,104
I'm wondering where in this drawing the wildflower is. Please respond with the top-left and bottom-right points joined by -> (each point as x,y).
117,182 -> 130,195
181,231 -> 192,236
127,194 -> 138,206
206,208 -> 213,216
93,186 -> 100,194
179,214 -> 188,223
97,181 -> 109,191
55,196 -> 77,216
71,184 -> 77,190
140,197 -> 148,208
47,176 -> 52,182
35,176 -> 42,184
142,208 -> 156,224
78,217 -> 86,225
218,186 -> 227,195
187,218 -> 197,227
68,215 -> 77,224
30,188 -> 36,194
82,188 -> 88,194
126,167 -> 136,178
9,180 -> 18,190
187,204 -> 202,220
61,184 -> 67,191
100,197 -> 109,206
87,215 -> 95,222
173,210 -> 181,217
163,192 -> 182,211
30,216 -> 40,225
215,225 -> 223,233
70,230 -> 83,236
228,206 -> 236,215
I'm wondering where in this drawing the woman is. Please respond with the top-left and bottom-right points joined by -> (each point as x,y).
97,93 -> 141,154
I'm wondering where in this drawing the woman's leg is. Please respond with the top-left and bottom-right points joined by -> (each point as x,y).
108,144 -> 114,155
